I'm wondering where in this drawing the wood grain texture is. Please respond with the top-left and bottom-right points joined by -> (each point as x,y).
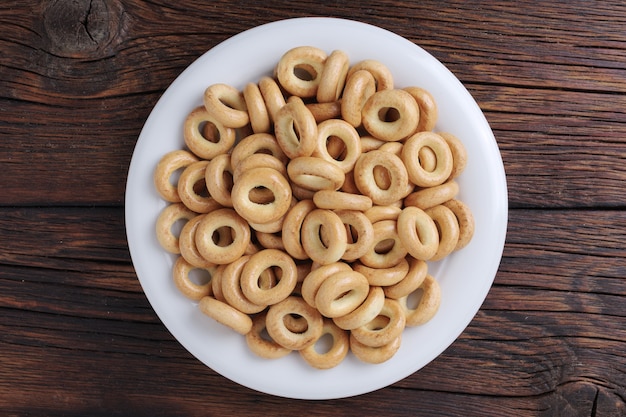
2,0 -> 626,415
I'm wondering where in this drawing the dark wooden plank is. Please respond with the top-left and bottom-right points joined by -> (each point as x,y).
2,1 -> 626,207
1,207 -> 625,415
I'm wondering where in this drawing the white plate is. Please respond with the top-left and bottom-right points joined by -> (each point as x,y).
125,17 -> 508,400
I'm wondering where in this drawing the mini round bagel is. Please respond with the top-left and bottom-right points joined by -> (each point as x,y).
397,206 -> 440,261
183,106 -> 236,160
301,209 -> 348,265
361,89 -> 419,142
351,298 -> 406,347
198,296 -> 253,335
341,69 -> 376,127
317,49 -> 350,103
402,131 -> 453,187
155,202 -> 197,254
274,97 -> 318,159
203,83 -> 249,128
154,150 -> 199,203
194,207 -> 251,265
275,46 -> 328,98
398,274 -> 441,326
240,249 -> 298,306
425,204 -> 460,261
314,270 -> 370,318
353,150 -> 410,206
245,312 -> 292,359
231,166 -> 292,224
299,319 -> 349,369
172,256 -> 214,301
333,285 -> 385,331
265,296 -> 324,350
314,118 -> 362,173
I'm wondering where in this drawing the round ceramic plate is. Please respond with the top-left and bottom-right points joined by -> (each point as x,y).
125,17 -> 508,400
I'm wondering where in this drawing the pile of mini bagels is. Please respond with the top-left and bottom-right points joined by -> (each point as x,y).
153,46 -> 474,369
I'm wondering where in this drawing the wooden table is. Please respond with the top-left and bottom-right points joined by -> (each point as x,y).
2,1 -> 625,415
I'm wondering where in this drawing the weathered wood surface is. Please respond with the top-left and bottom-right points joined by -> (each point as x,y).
1,0 -> 626,415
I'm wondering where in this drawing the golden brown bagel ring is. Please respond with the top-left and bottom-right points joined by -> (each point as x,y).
299,319 -> 349,369
240,249 -> 298,306
275,46 -> 327,98
439,132 -> 468,180
425,204 -> 460,261
258,76 -> 286,123
301,209 -> 348,265
443,199 -> 475,250
354,150 -> 410,206
398,274 -> 441,326
300,262 -> 352,308
332,285 -> 385,331
317,49 -> 350,103
203,83 -> 249,128
177,160 -> 222,214
383,256 -> 428,299
172,256 -> 214,301
397,206 -> 440,261
351,298 -> 406,347
245,312 -> 292,359
314,270 -> 370,318
354,257 -> 409,287
404,181 -> 459,210
350,333 -> 401,364
154,150 -> 199,203
220,256 -> 267,314
347,60 -> 394,91
281,199 -> 316,260
402,131 -> 453,187
403,86 -> 438,132
359,220 -> 408,269
178,214 -> 216,269
265,296 -> 324,350
194,208 -> 251,265
287,156 -> 345,192
341,70 -> 376,127
183,106 -> 236,160
361,89 -> 419,142
333,209 -> 375,262
198,296 -> 253,335
230,132 -> 288,168
314,118 -> 362,173
155,203 -> 197,254
274,97 -> 318,159
231,166 -> 292,224
243,82 -> 271,133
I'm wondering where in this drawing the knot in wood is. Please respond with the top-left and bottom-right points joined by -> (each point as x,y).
43,0 -> 124,58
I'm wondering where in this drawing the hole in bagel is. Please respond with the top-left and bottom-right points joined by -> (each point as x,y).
406,288 -> 425,310
293,64 -> 318,82
249,186 -> 275,204
257,267 -> 278,290
170,218 -> 189,239
187,267 -> 213,286
192,178 -> 209,198
199,121 -> 221,144
326,136 -> 347,160
373,165 -> 391,190
313,332 -> 334,354
283,313 -> 308,334
374,238 -> 395,255
365,315 -> 390,331
377,107 -> 401,123
211,226 -> 234,247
